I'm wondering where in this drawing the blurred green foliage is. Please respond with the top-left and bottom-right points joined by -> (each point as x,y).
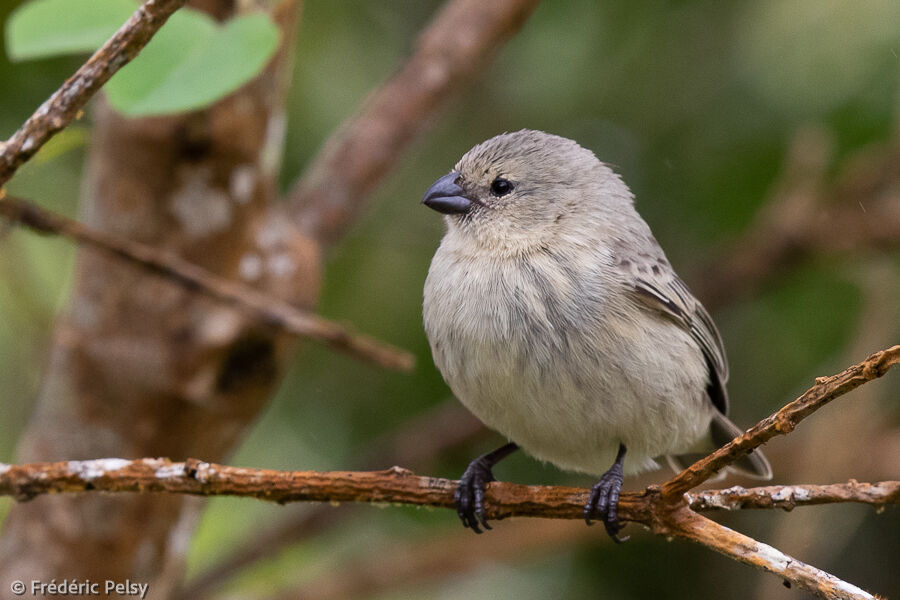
1,0 -> 898,598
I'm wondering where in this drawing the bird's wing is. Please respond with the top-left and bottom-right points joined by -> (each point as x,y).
617,251 -> 730,416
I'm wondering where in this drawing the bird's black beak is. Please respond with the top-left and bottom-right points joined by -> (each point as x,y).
422,172 -> 472,215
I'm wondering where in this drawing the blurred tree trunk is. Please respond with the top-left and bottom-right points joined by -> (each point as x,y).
0,0 -> 318,594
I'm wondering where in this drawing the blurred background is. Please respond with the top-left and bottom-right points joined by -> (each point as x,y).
1,0 -> 898,598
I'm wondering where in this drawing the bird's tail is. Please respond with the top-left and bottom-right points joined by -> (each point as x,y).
666,412 -> 772,480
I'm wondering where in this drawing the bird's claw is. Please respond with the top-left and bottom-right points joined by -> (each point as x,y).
455,457 -> 496,534
584,461 -> 629,543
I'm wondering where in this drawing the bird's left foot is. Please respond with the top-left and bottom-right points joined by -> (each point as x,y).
584,443 -> 629,542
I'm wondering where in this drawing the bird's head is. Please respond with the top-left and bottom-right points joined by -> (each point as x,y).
422,129 -> 632,255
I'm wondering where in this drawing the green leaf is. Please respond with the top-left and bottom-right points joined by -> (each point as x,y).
5,0 -> 138,60
5,0 -> 281,117
105,13 -> 280,116
102,9 -> 216,111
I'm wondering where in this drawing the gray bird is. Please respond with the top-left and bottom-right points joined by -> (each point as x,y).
421,129 -> 771,539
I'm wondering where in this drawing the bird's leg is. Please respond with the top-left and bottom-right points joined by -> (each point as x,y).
584,443 -> 629,542
455,442 -> 519,533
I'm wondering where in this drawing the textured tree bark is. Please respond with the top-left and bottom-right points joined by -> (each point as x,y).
0,0 -> 314,593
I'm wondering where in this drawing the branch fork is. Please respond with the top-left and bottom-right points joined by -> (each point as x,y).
0,346 -> 897,600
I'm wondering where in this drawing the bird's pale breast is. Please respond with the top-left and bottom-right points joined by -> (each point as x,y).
423,236 -> 713,476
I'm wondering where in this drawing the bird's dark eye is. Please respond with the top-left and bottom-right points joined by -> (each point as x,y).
490,177 -> 513,197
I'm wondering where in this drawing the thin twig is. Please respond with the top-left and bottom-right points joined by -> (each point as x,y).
660,345 -> 900,498
287,0 -> 541,246
0,194 -> 414,371
685,481 -> 899,512
0,0 -> 187,186
750,260 -> 900,600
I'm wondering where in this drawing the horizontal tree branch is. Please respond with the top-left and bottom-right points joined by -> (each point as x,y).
1,461 -> 892,600
1,458 -> 896,521
0,194 -> 414,372
2,459 -> 890,600
0,0 -> 187,186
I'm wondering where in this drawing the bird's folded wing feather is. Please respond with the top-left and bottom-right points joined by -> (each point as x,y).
623,257 -> 730,415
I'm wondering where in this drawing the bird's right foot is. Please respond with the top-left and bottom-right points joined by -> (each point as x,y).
455,457 -> 495,533
454,442 -> 518,534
